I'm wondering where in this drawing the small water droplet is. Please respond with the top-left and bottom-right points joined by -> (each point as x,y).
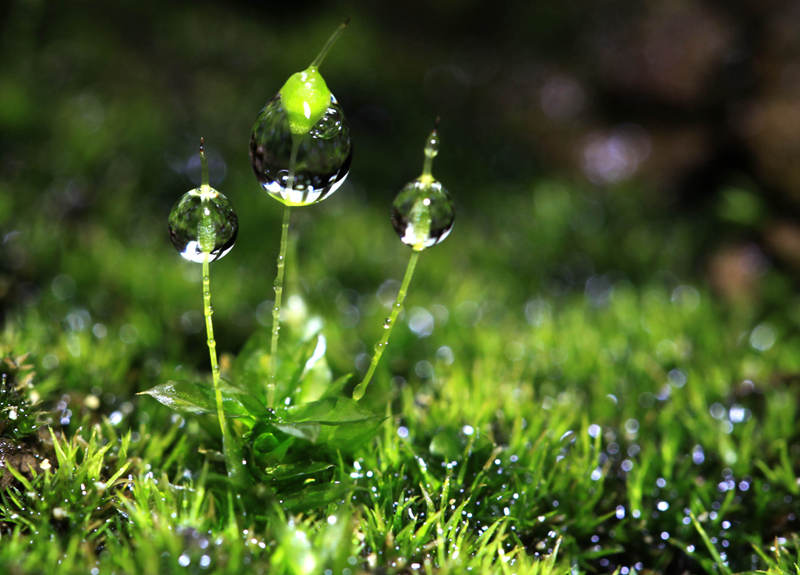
391,180 -> 454,251
168,187 -> 238,263
391,130 -> 454,251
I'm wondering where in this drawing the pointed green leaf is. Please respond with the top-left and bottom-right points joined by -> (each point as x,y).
271,396 -> 384,451
280,481 -> 353,512
139,380 -> 264,420
282,396 -> 378,425
139,381 -> 214,414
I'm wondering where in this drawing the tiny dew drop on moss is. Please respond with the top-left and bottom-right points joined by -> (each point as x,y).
391,128 -> 454,251
249,21 -> 352,206
168,187 -> 238,263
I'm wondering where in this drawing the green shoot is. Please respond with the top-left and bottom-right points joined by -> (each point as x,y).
268,204 -> 291,408
353,250 -> 419,400
354,126 -> 454,400
198,143 -> 244,481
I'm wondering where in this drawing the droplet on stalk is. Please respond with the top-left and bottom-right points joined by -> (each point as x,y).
390,127 -> 454,251
250,20 -> 352,206
169,143 -> 238,262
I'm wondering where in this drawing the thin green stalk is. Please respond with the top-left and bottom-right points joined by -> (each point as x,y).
268,204 -> 291,408
353,250 -> 420,400
310,19 -> 350,68
202,254 -> 241,480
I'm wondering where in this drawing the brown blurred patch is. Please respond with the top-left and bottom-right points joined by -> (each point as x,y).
590,1 -> 733,105
708,243 -> 767,302
737,1 -> 800,206
765,220 -> 800,269
741,99 -> 800,205
644,127 -> 711,186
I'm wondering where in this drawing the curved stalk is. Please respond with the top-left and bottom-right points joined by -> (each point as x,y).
202,254 -> 242,480
353,250 -> 420,400
310,19 -> 350,68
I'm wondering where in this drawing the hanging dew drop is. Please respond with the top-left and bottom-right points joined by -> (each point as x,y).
249,21 -> 352,206
169,188 -> 238,263
169,144 -> 238,263
391,128 -> 454,251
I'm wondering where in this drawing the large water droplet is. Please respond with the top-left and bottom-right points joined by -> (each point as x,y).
391,179 -> 454,251
250,93 -> 352,206
168,187 -> 238,263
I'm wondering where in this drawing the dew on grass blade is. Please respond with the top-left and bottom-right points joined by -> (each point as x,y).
168,187 -> 238,263
250,20 -> 352,206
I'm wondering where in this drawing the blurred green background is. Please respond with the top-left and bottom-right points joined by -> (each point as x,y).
1,0 -> 799,383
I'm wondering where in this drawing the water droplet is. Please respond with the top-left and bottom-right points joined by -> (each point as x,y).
408,307 -> 434,337
391,180 -> 454,251
749,322 -> 776,351
168,187 -> 238,263
250,23 -> 351,205
250,94 -> 351,206
391,129 -> 454,250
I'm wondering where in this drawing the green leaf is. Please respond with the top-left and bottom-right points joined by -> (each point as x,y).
218,381 -> 266,419
139,381 -> 213,414
320,373 -> 354,400
265,461 -> 333,482
429,428 -> 464,460
232,330 -> 272,398
274,421 -> 322,444
293,334 -> 333,403
281,396 -> 377,425
270,396 -> 384,451
139,380 -> 264,420
279,481 -> 353,512
233,329 -> 332,405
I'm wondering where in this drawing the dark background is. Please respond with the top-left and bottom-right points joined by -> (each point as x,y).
2,0 -> 799,330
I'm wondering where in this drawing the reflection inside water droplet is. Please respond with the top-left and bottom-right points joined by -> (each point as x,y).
391,179 -> 454,250
168,187 -> 238,263
250,94 -> 352,206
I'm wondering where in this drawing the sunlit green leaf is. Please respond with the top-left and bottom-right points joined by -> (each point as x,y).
139,379 -> 263,420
